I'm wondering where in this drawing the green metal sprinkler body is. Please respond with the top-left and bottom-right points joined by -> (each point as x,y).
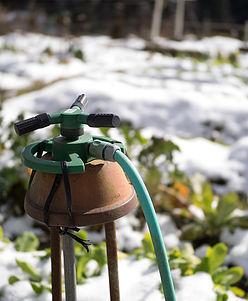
15,94 -> 125,173
14,94 -> 176,301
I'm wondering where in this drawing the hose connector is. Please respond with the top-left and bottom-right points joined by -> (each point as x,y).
88,140 -> 121,162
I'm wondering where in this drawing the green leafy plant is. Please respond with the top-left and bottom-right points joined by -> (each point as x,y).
15,259 -> 42,282
72,49 -> 85,61
100,124 -> 191,214
196,243 -> 245,300
8,275 -> 20,285
134,233 -> 200,276
132,232 -> 156,261
169,243 -> 201,276
99,122 -> 148,157
8,259 -> 51,295
75,230 -> 107,284
134,233 -> 246,300
0,226 -> 9,244
0,112 -> 33,217
213,52 -> 240,68
100,124 -> 183,210
118,122 -> 148,154
138,136 -> 180,175
14,231 -> 39,252
181,182 -> 248,241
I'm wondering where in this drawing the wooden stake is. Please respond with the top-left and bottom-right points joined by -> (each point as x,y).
50,227 -> 62,301
63,235 -> 77,301
105,222 -> 120,301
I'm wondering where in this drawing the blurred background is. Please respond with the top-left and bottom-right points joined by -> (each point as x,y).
0,1 -> 248,301
0,0 -> 248,39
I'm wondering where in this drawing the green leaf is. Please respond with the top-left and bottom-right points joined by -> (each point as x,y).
230,286 -> 245,297
30,282 -> 44,295
92,243 -> 106,269
73,49 -> 85,61
142,232 -> 154,254
133,129 -> 147,145
197,243 -> 228,274
39,248 -> 51,261
213,266 -> 244,286
132,248 -> 144,260
195,257 -> 209,273
139,137 -> 180,165
76,256 -> 89,284
15,232 -> 39,252
216,193 -> 238,224
207,243 -> 228,274
16,259 -> 42,282
0,226 -> 3,240
202,182 -> 213,214
99,128 -> 110,137
144,167 -> 162,196
77,230 -> 88,241
141,232 -> 156,260
76,242 -> 107,284
0,226 -> 9,243
181,223 -> 205,241
230,216 -> 248,229
216,292 -> 228,301
118,123 -> 147,152
8,275 -> 20,285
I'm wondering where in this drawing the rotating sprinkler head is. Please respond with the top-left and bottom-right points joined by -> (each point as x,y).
14,94 -> 176,301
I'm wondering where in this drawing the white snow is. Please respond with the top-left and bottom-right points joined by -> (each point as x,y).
172,136 -> 246,194
0,32 -> 248,300
221,228 -> 248,275
176,272 -> 216,301
0,238 -> 238,301
3,215 -> 42,238
153,36 -> 242,57
0,33 -> 247,144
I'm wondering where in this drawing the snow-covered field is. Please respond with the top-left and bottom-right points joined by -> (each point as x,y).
0,32 -> 248,300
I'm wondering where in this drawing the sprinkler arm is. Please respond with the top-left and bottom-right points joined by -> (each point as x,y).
14,94 -> 120,137
13,94 -> 123,174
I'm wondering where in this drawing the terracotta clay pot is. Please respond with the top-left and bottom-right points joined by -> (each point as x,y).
25,159 -> 138,227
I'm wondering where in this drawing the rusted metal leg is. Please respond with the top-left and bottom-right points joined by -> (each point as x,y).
50,227 -> 62,301
105,222 -> 120,301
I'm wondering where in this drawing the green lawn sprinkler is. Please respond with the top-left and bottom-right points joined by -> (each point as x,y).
14,94 -> 176,301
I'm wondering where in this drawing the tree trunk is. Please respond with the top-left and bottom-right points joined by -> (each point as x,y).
150,0 -> 165,40
174,0 -> 185,40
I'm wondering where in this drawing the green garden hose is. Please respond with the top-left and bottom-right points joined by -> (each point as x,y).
114,150 -> 176,301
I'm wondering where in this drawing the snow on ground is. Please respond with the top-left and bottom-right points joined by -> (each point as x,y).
172,136 -> 246,194
2,64 -> 248,143
153,36 -> 243,57
85,212 -> 180,253
1,33 -> 247,143
3,215 -> 42,238
221,228 -> 248,275
2,33 -> 248,197
0,239 -> 243,301
0,32 -> 248,300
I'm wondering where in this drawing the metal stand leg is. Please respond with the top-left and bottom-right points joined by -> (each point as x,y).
50,227 -> 62,301
105,222 -> 120,301
63,235 -> 77,301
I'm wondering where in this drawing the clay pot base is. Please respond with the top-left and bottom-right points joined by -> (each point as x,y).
25,160 -> 138,227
